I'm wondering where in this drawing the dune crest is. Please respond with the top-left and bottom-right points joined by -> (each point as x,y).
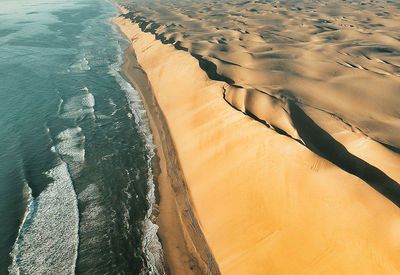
118,0 -> 400,151
114,2 -> 400,270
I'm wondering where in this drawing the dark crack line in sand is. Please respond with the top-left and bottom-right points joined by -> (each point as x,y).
124,10 -> 400,153
122,12 -> 400,209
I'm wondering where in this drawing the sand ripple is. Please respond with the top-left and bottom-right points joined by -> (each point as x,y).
118,0 -> 400,149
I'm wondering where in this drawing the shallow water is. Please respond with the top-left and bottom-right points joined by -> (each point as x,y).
0,0 -> 163,273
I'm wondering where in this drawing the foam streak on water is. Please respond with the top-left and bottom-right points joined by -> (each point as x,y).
1,0 -> 165,272
61,92 -> 95,120
9,162 -> 79,275
70,56 -> 91,72
109,41 -> 165,275
56,127 -> 85,163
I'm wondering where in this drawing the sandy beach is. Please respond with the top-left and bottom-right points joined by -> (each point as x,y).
118,44 -> 219,274
114,0 -> 400,273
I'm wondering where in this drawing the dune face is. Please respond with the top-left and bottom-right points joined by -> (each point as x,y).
114,0 -> 400,274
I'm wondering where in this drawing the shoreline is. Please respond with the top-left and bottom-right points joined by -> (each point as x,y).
116,37 -> 219,274
110,5 -> 212,273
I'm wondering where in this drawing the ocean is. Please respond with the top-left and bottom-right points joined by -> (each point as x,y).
0,0 -> 164,273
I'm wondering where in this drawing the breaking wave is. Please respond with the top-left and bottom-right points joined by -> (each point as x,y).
9,162 -> 79,275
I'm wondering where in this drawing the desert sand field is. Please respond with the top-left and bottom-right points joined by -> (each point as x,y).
114,0 -> 400,273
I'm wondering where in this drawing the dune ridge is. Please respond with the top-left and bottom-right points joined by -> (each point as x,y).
117,0 -> 400,207
118,0 -> 400,152
113,1 -> 400,273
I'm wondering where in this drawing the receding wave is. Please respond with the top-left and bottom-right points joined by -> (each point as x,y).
109,42 -> 166,275
9,162 -> 79,275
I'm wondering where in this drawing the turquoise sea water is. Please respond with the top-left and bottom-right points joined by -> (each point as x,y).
0,0 -> 164,273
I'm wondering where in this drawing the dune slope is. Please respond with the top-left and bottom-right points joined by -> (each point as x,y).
114,7 -> 400,272
118,0 -> 400,151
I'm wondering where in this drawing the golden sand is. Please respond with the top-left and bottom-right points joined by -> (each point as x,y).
118,0 -> 400,150
113,1 -> 400,273
114,16 -> 400,274
118,44 -> 217,274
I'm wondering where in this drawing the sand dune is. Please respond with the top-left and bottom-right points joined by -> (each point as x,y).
118,0 -> 400,150
114,1 -> 400,273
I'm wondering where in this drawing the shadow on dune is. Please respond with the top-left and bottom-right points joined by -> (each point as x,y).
123,12 -> 236,85
289,101 -> 400,208
379,141 -> 400,155
122,12 -> 400,208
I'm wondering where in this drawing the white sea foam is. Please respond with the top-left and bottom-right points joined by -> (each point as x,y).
9,162 -> 79,275
70,56 -> 91,71
13,182 -> 33,247
109,43 -> 165,275
109,98 -> 117,108
122,169 -> 137,237
61,93 -> 95,120
57,98 -> 64,115
57,126 -> 82,140
95,114 -> 110,120
109,98 -> 118,116
82,93 -> 95,109
81,87 -> 89,93
56,127 -> 85,163
76,183 -> 108,256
